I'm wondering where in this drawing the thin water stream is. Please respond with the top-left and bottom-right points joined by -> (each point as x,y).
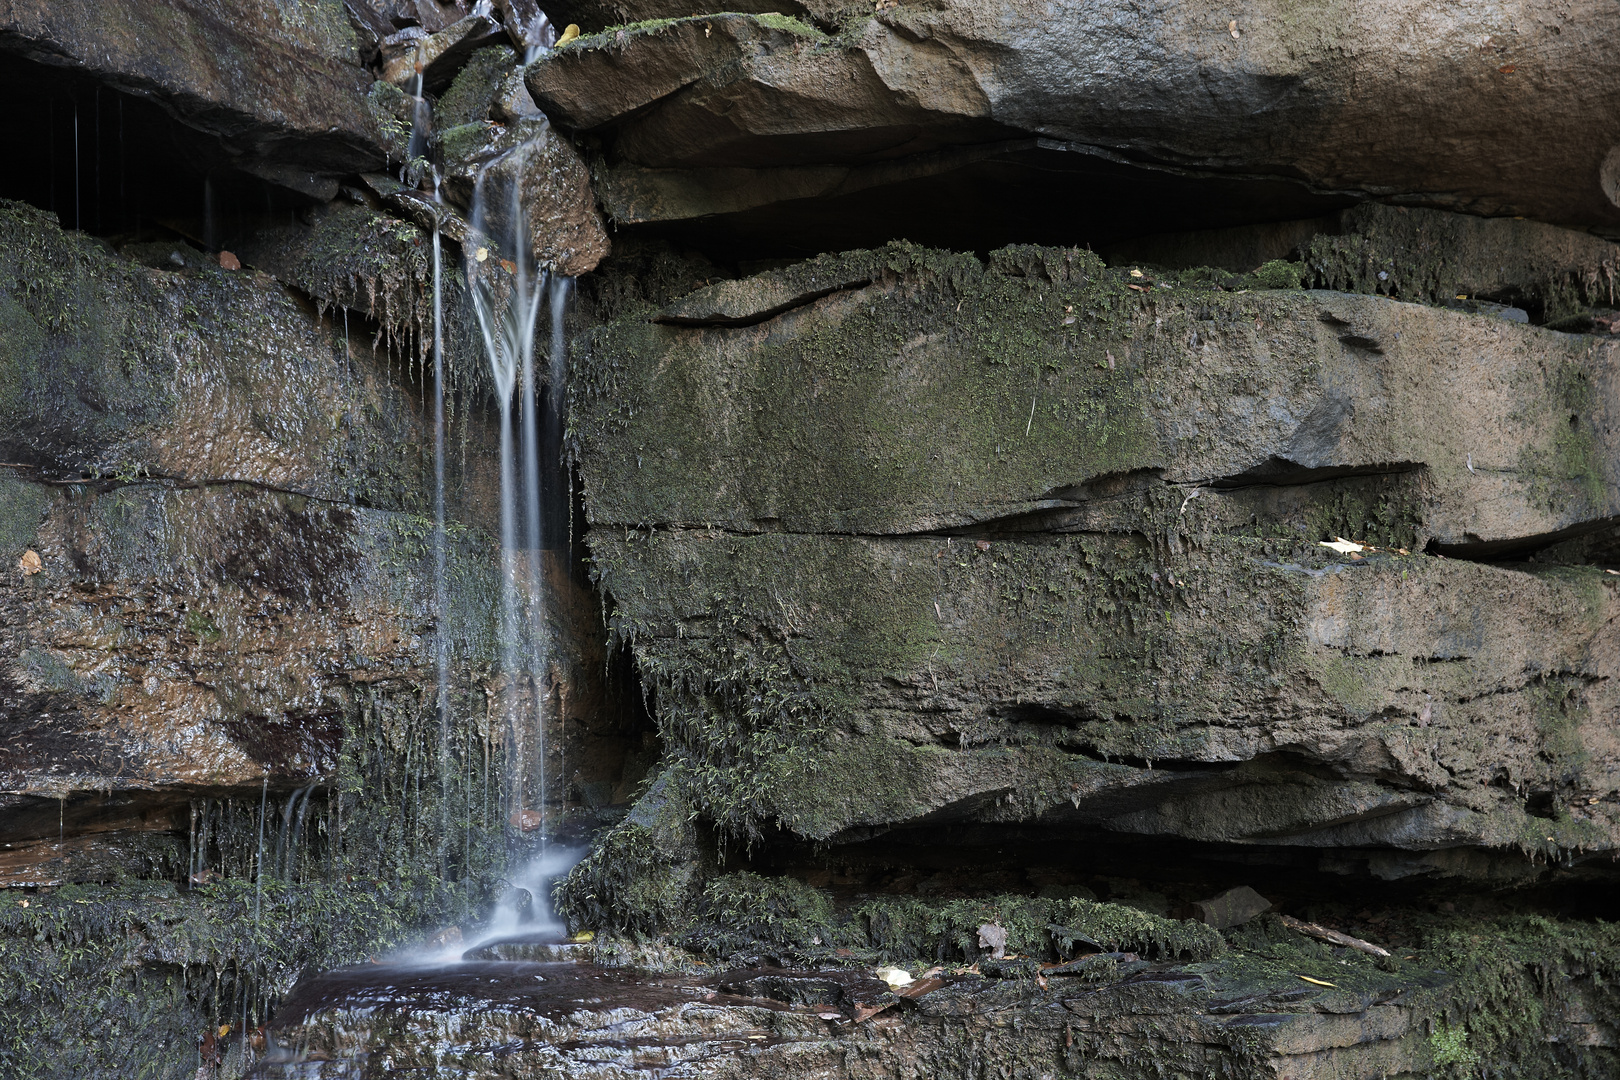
235,50 -> 583,1074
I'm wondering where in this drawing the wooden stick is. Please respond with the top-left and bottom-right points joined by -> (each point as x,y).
1277,913 -> 1391,958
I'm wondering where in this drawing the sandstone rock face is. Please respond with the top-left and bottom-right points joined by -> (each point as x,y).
526,5 -> 1620,251
3,0 -> 1619,1074
570,238 -> 1620,866
0,201 -> 502,885
589,530 -> 1619,853
578,243 -> 1620,550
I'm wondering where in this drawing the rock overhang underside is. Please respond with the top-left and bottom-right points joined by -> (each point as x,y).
522,4 -> 1620,256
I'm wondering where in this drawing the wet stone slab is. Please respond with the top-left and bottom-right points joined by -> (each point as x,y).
256,956 -> 1445,1078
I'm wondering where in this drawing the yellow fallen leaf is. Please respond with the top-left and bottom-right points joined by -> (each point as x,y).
875,966 -> 913,988
1129,268 -> 1145,278
569,930 -> 595,943
218,1023 -> 232,1038
1297,975 -> 1336,988
1318,537 -> 1364,555
18,549 -> 40,575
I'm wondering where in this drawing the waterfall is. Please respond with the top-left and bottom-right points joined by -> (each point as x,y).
460,134 -> 579,942
432,184 -> 452,880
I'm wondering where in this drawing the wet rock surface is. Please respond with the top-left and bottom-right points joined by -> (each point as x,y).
440,117 -> 611,277
259,954 -> 1444,1078
258,933 -> 1620,1079
0,198 -> 504,887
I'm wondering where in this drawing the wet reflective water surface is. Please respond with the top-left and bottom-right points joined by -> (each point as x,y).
255,947 -> 913,1078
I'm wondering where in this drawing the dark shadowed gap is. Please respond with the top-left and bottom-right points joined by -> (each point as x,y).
0,52 -> 315,248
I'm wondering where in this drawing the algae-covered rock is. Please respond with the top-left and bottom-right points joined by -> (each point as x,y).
0,197 -> 504,828
591,527 -> 1620,854
0,200 -> 478,510
434,44 -> 520,129
569,240 -> 1620,866
556,771 -> 712,936
233,199 -> 467,374
574,242 -> 1620,552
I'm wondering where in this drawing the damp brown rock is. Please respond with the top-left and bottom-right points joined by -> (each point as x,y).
526,3 -> 1620,248
441,119 -> 611,276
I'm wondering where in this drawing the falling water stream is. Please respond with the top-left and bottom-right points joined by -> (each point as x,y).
461,133 -> 583,943
241,47 -> 582,1072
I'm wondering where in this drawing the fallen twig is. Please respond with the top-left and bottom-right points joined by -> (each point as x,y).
1277,914 -> 1391,958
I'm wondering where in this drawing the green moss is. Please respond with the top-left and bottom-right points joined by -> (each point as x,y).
1416,914 -> 1620,1078
574,16 -> 680,44
1430,1023 -> 1478,1068
851,893 -> 1223,966
434,122 -> 494,168
569,855 -> 1223,969
366,80 -> 414,164
0,876 -> 485,1079
574,11 -> 825,48
1306,203 -> 1620,322
1296,478 -> 1425,552
235,200 -> 455,383
1317,654 -> 1388,715
751,12 -> 824,36
435,45 -> 516,129
687,871 -> 838,956
1245,258 -> 1306,289
555,775 -> 709,936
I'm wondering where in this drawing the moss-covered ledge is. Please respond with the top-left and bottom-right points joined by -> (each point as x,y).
570,241 -> 1620,548
584,527 -> 1619,854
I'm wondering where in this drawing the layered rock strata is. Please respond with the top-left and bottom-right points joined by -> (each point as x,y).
563,227 -> 1620,925
0,0 -> 1617,1074
0,198 -> 504,886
